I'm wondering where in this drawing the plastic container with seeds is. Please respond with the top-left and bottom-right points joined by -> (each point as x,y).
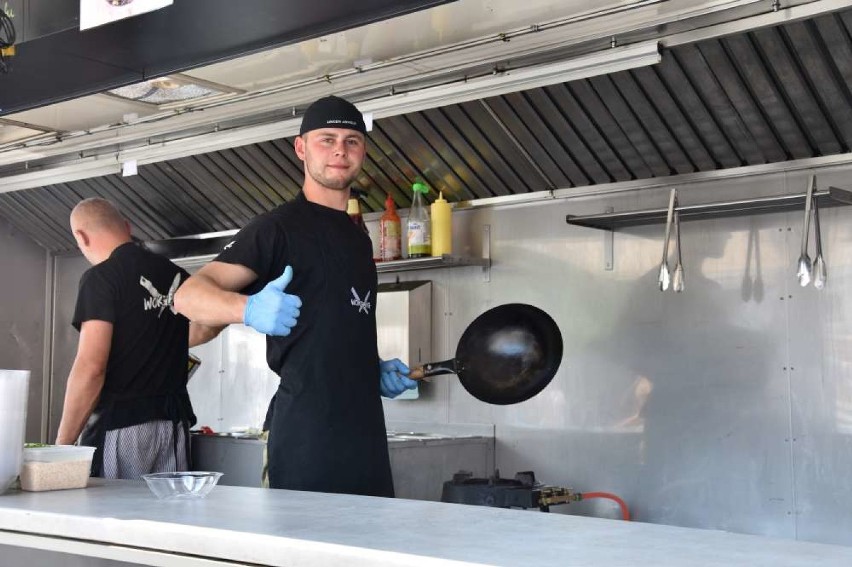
20,445 -> 95,492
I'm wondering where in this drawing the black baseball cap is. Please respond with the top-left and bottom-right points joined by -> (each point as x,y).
299,96 -> 366,136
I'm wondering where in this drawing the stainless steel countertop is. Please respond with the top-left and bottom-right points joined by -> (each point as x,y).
2,479 -> 852,566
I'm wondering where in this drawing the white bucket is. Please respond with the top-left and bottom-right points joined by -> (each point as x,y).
0,370 -> 30,494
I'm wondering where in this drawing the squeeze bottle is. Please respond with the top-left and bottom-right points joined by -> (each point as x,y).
430,191 -> 452,256
379,195 -> 402,261
407,182 -> 431,258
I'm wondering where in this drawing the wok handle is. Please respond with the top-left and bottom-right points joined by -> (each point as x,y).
410,359 -> 458,380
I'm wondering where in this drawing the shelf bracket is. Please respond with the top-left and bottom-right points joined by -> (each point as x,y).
482,224 -> 491,282
604,207 -> 614,271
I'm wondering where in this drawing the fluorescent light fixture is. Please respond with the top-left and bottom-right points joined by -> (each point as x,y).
105,74 -> 242,108
363,40 -> 661,118
0,157 -> 121,194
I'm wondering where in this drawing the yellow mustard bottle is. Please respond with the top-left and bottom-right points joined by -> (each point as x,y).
430,191 -> 452,257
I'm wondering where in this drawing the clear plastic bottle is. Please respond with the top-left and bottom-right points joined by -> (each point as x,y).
380,194 -> 402,261
406,182 -> 431,258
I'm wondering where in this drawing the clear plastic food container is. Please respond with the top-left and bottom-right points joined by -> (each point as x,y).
20,445 -> 96,492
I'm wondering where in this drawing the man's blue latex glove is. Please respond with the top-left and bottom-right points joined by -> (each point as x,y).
379,358 -> 417,398
243,266 -> 302,336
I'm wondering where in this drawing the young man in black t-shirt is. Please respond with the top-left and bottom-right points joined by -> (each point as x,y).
175,96 -> 417,497
56,198 -> 207,478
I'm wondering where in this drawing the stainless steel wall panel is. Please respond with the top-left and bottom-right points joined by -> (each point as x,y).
783,189 -> 852,546
381,166 -> 852,545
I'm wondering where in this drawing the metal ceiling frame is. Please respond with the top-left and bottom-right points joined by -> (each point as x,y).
0,0 -> 823,177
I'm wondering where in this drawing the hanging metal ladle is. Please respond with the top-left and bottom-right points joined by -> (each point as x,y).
796,175 -> 816,287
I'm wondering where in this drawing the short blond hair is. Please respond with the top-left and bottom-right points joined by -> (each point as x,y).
70,197 -> 127,233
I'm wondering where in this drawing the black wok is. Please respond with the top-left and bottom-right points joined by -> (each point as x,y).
410,303 -> 563,405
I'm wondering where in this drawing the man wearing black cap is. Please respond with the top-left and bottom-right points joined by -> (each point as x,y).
174,95 -> 417,497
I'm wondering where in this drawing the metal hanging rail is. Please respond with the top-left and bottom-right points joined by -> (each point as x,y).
565,186 -> 852,231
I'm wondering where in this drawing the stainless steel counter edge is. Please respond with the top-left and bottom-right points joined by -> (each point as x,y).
2,480 -> 852,567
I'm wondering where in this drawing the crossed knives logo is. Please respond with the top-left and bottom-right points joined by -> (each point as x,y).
350,287 -> 372,314
140,273 -> 181,317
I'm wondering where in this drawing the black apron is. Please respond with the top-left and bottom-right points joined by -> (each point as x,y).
265,199 -> 393,497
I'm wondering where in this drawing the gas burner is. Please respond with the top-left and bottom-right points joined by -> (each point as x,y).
441,470 -> 576,512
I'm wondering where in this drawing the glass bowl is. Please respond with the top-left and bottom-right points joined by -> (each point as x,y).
141,471 -> 223,500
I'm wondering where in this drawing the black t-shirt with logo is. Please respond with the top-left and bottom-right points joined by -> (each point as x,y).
216,192 -> 392,497
73,242 -> 194,442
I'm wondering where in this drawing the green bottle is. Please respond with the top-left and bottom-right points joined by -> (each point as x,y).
406,182 -> 431,258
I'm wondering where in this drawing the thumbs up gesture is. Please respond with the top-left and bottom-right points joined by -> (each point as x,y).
243,266 -> 302,336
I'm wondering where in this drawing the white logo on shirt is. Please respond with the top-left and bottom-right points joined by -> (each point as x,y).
223,241 -> 235,250
140,273 -> 181,317
350,288 -> 372,314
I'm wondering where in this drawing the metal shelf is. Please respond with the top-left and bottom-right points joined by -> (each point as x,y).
565,187 -> 852,231
376,225 -> 492,280
376,254 -> 489,273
